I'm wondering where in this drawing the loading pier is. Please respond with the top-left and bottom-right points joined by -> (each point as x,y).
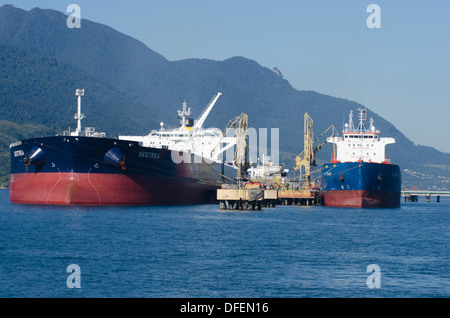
277,189 -> 318,206
217,187 -> 320,210
217,111 -> 329,210
402,190 -> 450,203
216,110 -> 448,210
217,186 -> 263,210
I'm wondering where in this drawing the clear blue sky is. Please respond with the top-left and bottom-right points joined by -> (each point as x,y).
2,0 -> 450,153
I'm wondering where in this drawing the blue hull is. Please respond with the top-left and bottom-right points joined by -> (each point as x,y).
10,136 -> 236,205
319,162 -> 402,208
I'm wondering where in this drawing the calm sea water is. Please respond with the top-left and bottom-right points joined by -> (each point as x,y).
0,189 -> 449,298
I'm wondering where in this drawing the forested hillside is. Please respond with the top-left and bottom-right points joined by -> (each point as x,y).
0,5 -> 449,189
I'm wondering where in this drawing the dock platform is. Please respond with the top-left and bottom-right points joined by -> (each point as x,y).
263,189 -> 277,207
277,189 -> 318,206
217,188 -> 263,210
401,190 -> 450,203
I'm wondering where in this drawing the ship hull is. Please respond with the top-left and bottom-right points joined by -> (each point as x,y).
10,136 -> 233,205
319,162 -> 401,208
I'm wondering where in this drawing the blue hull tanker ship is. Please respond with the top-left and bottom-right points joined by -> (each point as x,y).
320,109 -> 401,208
10,90 -> 237,205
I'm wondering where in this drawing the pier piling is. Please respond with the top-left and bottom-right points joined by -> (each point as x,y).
401,190 -> 449,203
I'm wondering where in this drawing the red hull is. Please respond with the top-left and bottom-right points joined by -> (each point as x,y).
320,190 -> 400,208
10,173 -> 217,205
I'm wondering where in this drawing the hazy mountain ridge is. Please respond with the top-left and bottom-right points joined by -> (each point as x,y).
0,4 -> 449,190
0,43 -> 160,133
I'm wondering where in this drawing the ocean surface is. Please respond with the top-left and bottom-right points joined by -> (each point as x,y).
0,189 -> 449,298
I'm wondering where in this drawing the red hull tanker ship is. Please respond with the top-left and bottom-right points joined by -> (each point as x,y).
319,109 -> 402,208
10,90 -> 237,205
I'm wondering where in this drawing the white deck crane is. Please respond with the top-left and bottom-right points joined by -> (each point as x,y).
193,92 -> 222,130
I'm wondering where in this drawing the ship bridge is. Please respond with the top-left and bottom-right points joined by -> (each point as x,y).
327,108 -> 395,164
118,92 -> 236,163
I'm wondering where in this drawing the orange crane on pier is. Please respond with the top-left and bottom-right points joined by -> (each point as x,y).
294,113 -> 337,187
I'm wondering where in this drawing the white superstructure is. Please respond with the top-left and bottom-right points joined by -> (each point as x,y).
119,92 -> 236,163
248,154 -> 287,179
327,108 -> 395,163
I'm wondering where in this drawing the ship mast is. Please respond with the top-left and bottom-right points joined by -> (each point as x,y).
356,108 -> 367,132
177,100 -> 191,130
347,110 -> 354,131
71,89 -> 85,136
357,108 -> 367,161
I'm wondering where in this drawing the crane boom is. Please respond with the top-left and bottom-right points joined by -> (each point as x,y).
234,113 -> 249,182
193,92 -> 222,130
210,113 -> 249,184
294,113 -> 337,187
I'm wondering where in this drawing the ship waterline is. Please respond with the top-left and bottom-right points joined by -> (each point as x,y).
319,109 -> 401,208
9,136 -> 233,205
319,161 -> 401,208
10,90 -> 237,205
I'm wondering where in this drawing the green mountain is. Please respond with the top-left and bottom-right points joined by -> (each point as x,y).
0,44 -> 160,131
0,4 -> 449,190
0,43 -> 160,186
